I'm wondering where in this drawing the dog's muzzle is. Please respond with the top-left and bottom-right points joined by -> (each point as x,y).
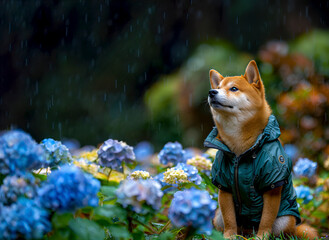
209,89 -> 218,98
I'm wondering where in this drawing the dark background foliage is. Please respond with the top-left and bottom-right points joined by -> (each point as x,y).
1,0 -> 329,149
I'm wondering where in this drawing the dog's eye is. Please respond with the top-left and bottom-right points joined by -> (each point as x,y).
230,87 -> 239,92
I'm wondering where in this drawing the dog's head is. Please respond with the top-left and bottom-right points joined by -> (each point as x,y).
208,60 -> 268,117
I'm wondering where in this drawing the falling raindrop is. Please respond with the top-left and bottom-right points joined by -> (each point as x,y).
58,122 -> 62,138
35,81 -> 38,95
305,6 -> 309,17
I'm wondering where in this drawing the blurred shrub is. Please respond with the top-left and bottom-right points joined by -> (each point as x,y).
291,30 -> 329,77
145,41 -> 252,147
259,30 -> 329,166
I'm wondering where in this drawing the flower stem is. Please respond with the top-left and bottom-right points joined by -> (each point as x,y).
107,169 -> 112,181
128,215 -> 133,232
182,227 -> 191,240
157,220 -> 171,234
89,209 -> 94,220
132,218 -> 157,234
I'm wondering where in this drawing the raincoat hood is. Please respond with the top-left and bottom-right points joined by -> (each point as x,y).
204,115 -> 281,155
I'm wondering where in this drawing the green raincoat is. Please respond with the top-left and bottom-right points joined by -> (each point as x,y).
204,115 -> 301,228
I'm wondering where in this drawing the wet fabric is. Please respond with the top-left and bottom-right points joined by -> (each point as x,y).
204,115 -> 301,225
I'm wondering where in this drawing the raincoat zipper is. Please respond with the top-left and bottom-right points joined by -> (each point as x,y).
204,140 -> 242,214
234,156 -> 242,216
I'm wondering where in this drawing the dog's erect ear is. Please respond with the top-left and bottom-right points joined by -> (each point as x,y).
244,60 -> 262,89
209,69 -> 224,89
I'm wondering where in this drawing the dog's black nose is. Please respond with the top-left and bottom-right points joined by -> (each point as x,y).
209,89 -> 218,97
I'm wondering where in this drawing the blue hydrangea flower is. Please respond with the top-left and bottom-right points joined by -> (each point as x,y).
293,158 -> 317,178
116,179 -> 163,214
295,185 -> 313,204
158,142 -> 186,165
168,188 -> 217,235
153,172 -> 176,193
284,144 -> 299,160
98,139 -> 135,172
173,163 -> 202,185
40,138 -> 73,167
134,141 -> 154,162
0,173 -> 39,205
183,148 -> 195,161
0,198 -> 51,240
0,130 -> 46,175
37,165 -> 100,212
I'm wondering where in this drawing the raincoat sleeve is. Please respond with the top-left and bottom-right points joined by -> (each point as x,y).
256,146 -> 291,193
211,151 -> 232,193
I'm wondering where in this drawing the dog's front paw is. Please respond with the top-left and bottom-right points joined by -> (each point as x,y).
223,230 -> 237,239
256,230 -> 271,239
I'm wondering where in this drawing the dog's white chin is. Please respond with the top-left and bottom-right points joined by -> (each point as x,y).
210,104 -> 236,114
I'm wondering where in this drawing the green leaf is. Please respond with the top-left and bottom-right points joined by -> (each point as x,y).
312,210 -> 327,219
157,231 -> 174,240
208,229 -> 225,240
49,229 -> 72,240
179,182 -> 198,189
150,222 -> 164,230
100,186 -> 118,198
69,218 -> 105,240
94,204 -> 127,222
32,172 -> 48,181
52,213 -> 74,229
200,172 -> 216,193
161,185 -> 174,191
108,225 -> 132,239
0,174 -> 6,184
132,225 -> 145,240
132,231 -> 145,240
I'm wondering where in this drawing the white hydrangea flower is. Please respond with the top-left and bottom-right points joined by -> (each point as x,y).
162,168 -> 189,184
187,156 -> 212,171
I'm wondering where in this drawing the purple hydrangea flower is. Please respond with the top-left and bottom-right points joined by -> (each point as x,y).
0,173 -> 39,205
98,139 -> 135,172
134,141 -> 154,162
158,142 -> 186,165
0,198 -> 51,240
116,179 -> 163,214
40,138 -> 73,167
0,130 -> 46,175
293,158 -> 317,178
37,165 -> 100,212
174,163 -> 202,185
295,185 -> 313,204
168,188 -> 217,235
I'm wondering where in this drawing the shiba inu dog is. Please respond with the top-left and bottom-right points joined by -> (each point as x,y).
204,60 -> 318,239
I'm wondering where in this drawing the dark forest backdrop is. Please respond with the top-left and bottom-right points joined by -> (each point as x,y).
1,0 -> 329,150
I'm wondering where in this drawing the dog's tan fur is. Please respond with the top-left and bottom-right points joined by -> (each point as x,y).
208,60 -> 318,239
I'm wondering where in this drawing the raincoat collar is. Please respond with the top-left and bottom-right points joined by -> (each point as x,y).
204,115 -> 281,156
